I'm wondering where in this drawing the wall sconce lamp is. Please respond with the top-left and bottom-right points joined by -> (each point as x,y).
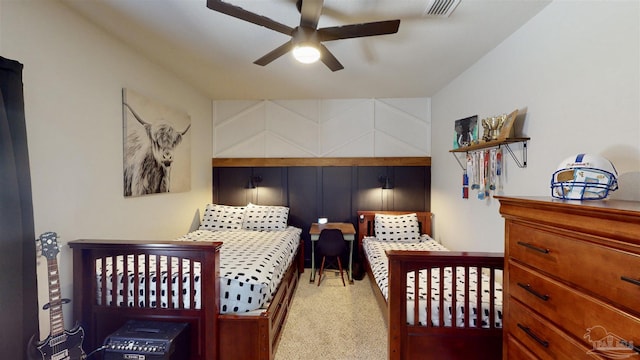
378,176 -> 393,190
246,176 -> 263,189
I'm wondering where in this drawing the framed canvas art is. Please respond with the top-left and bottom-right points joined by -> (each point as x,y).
453,115 -> 478,149
122,88 -> 191,197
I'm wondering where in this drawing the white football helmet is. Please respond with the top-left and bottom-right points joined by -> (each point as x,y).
551,154 -> 618,200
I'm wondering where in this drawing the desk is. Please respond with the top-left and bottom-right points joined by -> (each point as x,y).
309,222 -> 356,284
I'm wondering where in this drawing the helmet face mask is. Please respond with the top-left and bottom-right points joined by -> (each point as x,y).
550,154 -> 618,200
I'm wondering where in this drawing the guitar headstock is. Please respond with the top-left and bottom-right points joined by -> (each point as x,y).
39,231 -> 59,260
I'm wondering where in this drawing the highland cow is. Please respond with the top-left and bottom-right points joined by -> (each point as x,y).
123,103 -> 190,196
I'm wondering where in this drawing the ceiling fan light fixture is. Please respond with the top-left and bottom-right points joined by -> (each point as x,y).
292,44 -> 321,64
206,0 -> 400,71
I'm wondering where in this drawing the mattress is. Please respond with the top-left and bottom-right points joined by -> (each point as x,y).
97,226 -> 301,314
363,235 -> 503,328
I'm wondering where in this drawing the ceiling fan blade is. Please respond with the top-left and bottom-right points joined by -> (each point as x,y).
318,44 -> 344,72
317,20 -> 400,42
254,40 -> 295,66
298,0 -> 324,30
207,0 -> 294,36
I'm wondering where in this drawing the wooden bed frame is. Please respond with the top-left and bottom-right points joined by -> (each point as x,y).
69,237 -> 304,360
357,211 -> 504,360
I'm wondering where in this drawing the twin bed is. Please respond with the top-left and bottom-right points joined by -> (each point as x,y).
70,207 -> 503,360
70,203 -> 303,360
358,211 -> 504,360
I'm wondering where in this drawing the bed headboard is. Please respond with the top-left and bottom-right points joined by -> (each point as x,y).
356,210 -> 433,247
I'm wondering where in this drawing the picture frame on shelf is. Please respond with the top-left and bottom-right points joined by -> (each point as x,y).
453,115 -> 478,149
498,109 -> 519,140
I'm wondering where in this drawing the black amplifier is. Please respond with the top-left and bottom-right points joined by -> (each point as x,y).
103,320 -> 189,360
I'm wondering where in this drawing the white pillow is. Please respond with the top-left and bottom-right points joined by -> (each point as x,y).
374,213 -> 421,242
242,204 -> 289,231
199,204 -> 246,231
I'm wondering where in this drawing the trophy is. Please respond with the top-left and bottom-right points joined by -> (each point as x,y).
482,115 -> 506,141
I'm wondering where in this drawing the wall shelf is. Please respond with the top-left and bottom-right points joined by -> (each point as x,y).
449,137 -> 530,170
212,156 -> 431,167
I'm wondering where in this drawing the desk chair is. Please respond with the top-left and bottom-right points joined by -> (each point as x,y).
316,228 -> 347,286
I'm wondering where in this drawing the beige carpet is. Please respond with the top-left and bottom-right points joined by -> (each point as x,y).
275,270 -> 387,360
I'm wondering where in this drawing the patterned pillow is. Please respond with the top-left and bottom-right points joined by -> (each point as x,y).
242,204 -> 289,231
199,204 -> 246,231
374,213 -> 421,242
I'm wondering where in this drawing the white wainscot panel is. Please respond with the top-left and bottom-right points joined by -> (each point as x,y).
213,98 -> 431,158
271,100 -> 320,122
265,135 -> 317,157
321,99 -> 371,120
324,132 -> 375,157
377,98 -> 431,122
374,100 -> 430,154
320,99 -> 374,155
215,133 -> 266,158
214,103 -> 265,155
375,131 -> 429,157
266,101 -> 319,155
214,100 -> 263,126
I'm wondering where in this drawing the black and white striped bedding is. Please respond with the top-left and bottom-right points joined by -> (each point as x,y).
363,235 -> 503,328
98,226 -> 301,314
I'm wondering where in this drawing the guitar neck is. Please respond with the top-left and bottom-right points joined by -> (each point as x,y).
46,258 -> 65,337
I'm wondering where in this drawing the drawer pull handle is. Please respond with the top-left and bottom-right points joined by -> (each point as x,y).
621,276 -> 640,287
620,339 -> 640,354
517,282 -> 550,301
517,323 -> 549,348
517,241 -> 550,254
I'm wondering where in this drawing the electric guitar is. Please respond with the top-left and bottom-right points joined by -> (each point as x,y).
29,232 -> 86,360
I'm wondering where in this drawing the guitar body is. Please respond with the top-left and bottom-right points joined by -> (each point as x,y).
32,324 -> 86,360
28,232 -> 87,360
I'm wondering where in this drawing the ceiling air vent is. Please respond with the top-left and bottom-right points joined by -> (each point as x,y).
424,0 -> 461,17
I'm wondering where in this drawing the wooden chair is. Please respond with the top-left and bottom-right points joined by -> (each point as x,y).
316,229 -> 347,286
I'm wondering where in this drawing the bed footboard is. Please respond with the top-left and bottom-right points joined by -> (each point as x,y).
69,239 -> 221,360
387,250 -> 504,360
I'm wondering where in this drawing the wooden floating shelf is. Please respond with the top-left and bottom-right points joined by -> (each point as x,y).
450,137 -> 530,169
449,137 -> 530,153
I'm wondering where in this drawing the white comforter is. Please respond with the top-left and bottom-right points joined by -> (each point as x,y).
98,227 -> 301,314
363,236 -> 502,328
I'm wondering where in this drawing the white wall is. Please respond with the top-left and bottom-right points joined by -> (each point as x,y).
431,0 -> 640,252
214,98 -> 431,157
1,0 -> 213,334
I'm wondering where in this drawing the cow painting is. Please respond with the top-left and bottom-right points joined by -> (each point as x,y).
122,89 -> 191,197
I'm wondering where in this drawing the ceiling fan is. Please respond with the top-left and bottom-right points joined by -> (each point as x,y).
206,0 -> 401,71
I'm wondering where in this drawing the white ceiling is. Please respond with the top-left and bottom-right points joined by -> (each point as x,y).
61,0 -> 551,100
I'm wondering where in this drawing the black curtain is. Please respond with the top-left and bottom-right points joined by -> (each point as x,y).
0,56 -> 38,356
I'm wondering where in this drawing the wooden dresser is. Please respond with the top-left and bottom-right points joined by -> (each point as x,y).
497,196 -> 640,359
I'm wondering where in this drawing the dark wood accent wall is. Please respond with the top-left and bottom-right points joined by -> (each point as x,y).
212,158 -> 431,267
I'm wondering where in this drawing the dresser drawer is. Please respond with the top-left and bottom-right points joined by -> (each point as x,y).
508,221 -> 640,313
506,336 -> 539,360
507,298 -> 599,360
509,261 -> 640,351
